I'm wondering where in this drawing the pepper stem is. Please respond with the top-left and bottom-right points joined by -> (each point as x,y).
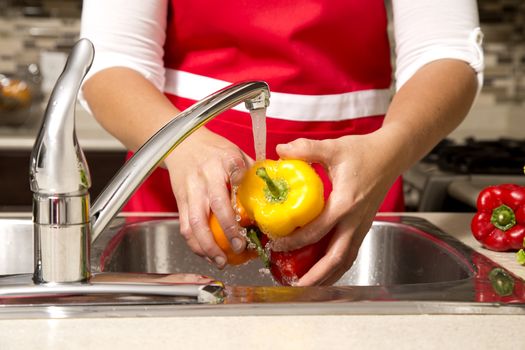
256,167 -> 288,202
490,204 -> 516,231
246,227 -> 270,268
517,249 -> 525,265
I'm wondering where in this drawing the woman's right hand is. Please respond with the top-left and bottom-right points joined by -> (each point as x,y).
82,68 -> 251,269
164,127 -> 254,269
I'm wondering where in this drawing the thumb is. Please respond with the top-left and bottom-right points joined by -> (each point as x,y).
276,138 -> 328,163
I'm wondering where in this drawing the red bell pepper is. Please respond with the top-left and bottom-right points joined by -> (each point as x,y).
257,230 -> 331,286
471,184 -> 525,251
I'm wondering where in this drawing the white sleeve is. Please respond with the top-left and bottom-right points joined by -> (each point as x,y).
79,0 -> 168,91
392,0 -> 484,91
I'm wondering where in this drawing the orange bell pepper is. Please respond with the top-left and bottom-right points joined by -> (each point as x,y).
209,212 -> 258,265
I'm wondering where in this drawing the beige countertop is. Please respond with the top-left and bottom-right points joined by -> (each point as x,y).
1,213 -> 524,349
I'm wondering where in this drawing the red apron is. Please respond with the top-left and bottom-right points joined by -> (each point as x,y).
124,0 -> 404,213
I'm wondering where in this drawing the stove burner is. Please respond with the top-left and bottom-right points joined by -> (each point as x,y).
423,138 -> 525,175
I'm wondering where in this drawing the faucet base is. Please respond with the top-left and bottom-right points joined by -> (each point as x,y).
33,223 -> 91,284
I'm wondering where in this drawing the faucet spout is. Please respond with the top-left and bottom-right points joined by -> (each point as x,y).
90,81 -> 270,242
29,38 -> 270,284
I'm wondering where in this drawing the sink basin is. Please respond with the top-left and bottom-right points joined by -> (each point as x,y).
1,214 -> 525,318
91,215 -> 525,308
95,216 -> 473,287
0,217 -> 32,276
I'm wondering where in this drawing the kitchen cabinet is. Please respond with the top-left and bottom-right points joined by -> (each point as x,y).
0,149 -> 127,211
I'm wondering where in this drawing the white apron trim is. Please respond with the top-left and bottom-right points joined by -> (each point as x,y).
164,69 -> 391,121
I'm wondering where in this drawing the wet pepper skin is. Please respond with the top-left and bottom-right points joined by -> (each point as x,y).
471,184 -> 525,251
237,159 -> 325,239
259,230 -> 332,286
209,213 -> 257,265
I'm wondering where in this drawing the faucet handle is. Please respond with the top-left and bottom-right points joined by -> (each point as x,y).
30,38 -> 94,197
30,38 -> 94,229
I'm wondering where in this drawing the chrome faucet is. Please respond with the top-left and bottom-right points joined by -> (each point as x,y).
29,38 -> 270,284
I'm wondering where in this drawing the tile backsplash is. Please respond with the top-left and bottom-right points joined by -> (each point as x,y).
0,0 -> 80,99
0,0 -> 523,138
479,0 -> 525,104
452,0 -> 525,141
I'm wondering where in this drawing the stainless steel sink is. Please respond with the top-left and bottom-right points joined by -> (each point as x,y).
0,217 -> 32,276
95,216 -> 473,287
1,214 -> 525,318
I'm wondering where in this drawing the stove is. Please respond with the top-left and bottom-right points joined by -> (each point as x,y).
403,138 -> 525,212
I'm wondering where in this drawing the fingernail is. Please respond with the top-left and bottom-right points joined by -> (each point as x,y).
231,237 -> 244,253
214,256 -> 226,268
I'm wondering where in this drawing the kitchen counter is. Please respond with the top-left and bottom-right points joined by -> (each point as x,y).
0,213 -> 524,349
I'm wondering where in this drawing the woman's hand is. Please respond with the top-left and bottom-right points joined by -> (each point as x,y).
273,129 -> 403,286
164,127 -> 254,269
271,60 -> 478,286
83,68 -> 254,269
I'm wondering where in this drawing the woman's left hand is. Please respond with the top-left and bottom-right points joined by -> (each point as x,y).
272,130 -> 402,286
272,59 -> 478,286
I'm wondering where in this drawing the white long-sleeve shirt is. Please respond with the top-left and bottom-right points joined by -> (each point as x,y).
80,0 -> 483,93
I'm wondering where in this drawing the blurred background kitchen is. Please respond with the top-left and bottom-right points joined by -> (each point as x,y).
0,0 -> 524,212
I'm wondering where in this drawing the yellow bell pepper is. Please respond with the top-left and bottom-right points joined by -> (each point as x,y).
237,159 -> 324,239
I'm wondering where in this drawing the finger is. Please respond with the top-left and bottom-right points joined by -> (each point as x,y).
270,213 -> 333,252
295,227 -> 353,286
296,218 -> 370,286
320,235 -> 364,286
324,218 -> 372,286
182,232 -> 207,258
173,185 -> 207,257
276,138 -> 330,164
172,184 -> 201,253
271,194 -> 346,251
321,223 -> 370,286
207,180 -> 246,254
188,209 -> 227,268
177,199 -> 206,257
185,183 -> 227,268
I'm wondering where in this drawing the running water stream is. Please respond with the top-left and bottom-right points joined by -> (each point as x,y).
232,108 -> 267,240
249,108 -> 267,161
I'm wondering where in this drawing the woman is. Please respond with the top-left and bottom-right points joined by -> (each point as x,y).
80,0 -> 483,285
